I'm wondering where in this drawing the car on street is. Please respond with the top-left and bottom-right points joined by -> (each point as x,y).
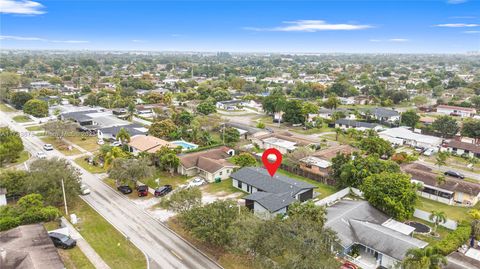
111,141 -> 122,147
423,148 -> 437,156
444,170 -> 465,179
137,185 -> 149,197
80,184 -> 91,195
36,151 -> 47,159
97,139 -> 105,145
43,144 -> 54,151
187,177 -> 206,188
154,185 -> 173,197
117,185 -> 133,194
48,232 -> 77,249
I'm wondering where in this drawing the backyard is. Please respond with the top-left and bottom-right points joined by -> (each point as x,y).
415,197 -> 477,222
202,178 -> 246,196
277,169 -> 338,199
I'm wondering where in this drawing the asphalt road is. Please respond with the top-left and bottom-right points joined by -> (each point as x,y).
415,159 -> 480,181
0,110 -> 222,269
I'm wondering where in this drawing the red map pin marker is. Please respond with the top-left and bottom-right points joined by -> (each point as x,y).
262,148 -> 282,177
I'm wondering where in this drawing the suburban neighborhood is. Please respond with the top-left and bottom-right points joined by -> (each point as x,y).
1,1 -> 480,269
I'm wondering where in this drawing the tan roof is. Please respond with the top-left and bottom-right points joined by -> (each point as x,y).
179,146 -> 237,173
419,117 -> 435,124
128,135 -> 175,153
401,163 -> 480,196
257,132 -> 318,146
313,144 -> 358,160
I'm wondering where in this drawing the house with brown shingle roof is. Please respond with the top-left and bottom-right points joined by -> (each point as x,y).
402,163 -> 480,206
443,140 -> 480,158
128,135 -> 176,155
177,146 -> 238,182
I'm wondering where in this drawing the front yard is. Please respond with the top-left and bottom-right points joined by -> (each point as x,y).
74,156 -> 107,174
9,151 -> 30,166
202,178 -> 245,196
0,102 -> 16,112
64,135 -> 100,152
40,136 -> 82,156
142,170 -> 189,189
13,115 -> 33,123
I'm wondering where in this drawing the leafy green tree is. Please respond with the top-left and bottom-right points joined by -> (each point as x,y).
256,122 -> 265,129
149,119 -> 177,139
100,145 -> 130,167
162,187 -> 202,213
108,158 -> 154,185
323,95 -> 341,109
262,90 -> 287,115
231,153 -> 257,167
328,78 -> 358,97
10,91 -> 33,109
0,127 -> 24,166
402,247 -> 447,269
283,99 -> 304,124
361,172 -> 417,221
0,72 -> 20,90
356,135 -> 394,158
197,101 -> 216,115
411,95 -> 428,107
461,119 -> 480,143
0,170 -> 29,198
173,111 -> 193,126
43,120 -> 77,140
116,127 -> 131,144
432,115 -> 459,138
288,200 -> 326,226
23,99 -> 48,117
401,110 -> 420,128
222,127 -> 240,144
301,102 -> 319,123
429,210 -> 447,234
435,151 -> 449,168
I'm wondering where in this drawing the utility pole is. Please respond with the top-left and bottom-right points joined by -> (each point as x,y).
61,178 -> 68,216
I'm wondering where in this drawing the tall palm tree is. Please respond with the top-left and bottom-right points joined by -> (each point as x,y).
116,128 -> 131,144
429,210 -> 447,234
127,103 -> 135,122
334,128 -> 342,141
402,247 -> 447,269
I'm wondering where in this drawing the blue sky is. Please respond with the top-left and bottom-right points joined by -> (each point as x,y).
0,0 -> 479,53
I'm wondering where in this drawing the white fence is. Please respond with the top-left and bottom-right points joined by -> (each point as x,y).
315,187 -> 363,207
413,209 -> 457,230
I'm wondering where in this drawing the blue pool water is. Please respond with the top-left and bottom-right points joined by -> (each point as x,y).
171,140 -> 199,150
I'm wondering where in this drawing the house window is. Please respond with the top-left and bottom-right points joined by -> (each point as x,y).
238,181 -> 242,189
219,171 -> 223,176
247,185 -> 250,193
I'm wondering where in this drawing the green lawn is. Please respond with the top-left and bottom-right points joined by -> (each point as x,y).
0,103 -> 16,112
71,199 -> 146,269
415,197 -> 477,222
41,136 -> 82,156
43,222 -> 95,269
142,170 -> 189,189
410,217 -> 450,246
74,157 -> 107,174
322,133 -> 356,145
277,169 -> 338,199
26,125 -> 44,131
65,135 -> 100,152
203,178 -> 246,195
13,115 -> 33,123
10,151 -> 30,166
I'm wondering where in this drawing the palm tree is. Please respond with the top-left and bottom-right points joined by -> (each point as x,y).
435,174 -> 446,186
429,210 -> 447,234
127,103 -> 135,122
116,128 -> 131,144
435,151 -> 449,168
402,247 -> 447,269
334,128 -> 342,141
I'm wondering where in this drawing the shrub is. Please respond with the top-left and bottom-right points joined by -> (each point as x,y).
435,222 -> 471,255
0,216 -> 21,231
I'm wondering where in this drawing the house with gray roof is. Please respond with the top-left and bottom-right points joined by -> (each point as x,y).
335,119 -> 383,131
362,107 -> 400,123
326,200 -> 428,269
230,167 -> 315,219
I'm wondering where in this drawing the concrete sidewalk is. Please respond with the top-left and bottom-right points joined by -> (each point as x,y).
61,217 -> 111,269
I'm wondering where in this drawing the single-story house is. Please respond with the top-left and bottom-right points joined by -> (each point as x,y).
362,107 -> 400,123
326,200 -> 427,269
442,140 -> 480,158
379,127 -> 443,149
312,144 -> 358,160
335,119 -> 382,131
437,105 -> 477,118
230,167 -> 316,219
127,135 -> 176,154
0,224 -> 65,269
216,100 -> 243,111
224,122 -> 265,140
402,163 -> 480,206
177,146 -> 238,182
446,251 -> 480,269
251,132 -> 319,154
298,156 -> 332,176
98,123 -> 148,141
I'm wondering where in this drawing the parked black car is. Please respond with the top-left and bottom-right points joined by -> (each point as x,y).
117,185 -> 133,194
49,232 -> 77,249
444,170 -> 465,179
154,185 -> 173,197
137,185 -> 149,197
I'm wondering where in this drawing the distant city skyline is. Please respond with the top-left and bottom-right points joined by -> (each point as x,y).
0,0 -> 479,53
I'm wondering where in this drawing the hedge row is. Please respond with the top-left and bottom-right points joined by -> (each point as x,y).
435,221 -> 472,255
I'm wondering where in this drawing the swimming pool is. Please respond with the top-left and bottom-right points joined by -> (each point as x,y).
171,140 -> 199,151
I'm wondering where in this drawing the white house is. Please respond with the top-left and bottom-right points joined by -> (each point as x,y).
379,127 -> 442,149
437,105 -> 477,118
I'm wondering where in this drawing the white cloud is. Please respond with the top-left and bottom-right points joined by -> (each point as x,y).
131,39 -> 147,43
245,20 -> 372,32
369,39 -> 381,42
389,38 -> 409,42
463,30 -> 480,34
449,16 -> 476,19
434,23 -> 480,27
0,35 -> 88,43
0,0 -> 45,14
447,0 -> 468,4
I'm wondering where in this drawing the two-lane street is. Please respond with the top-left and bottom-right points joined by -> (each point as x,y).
0,110 -> 222,269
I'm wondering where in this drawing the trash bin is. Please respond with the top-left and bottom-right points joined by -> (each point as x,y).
215,177 -> 221,183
